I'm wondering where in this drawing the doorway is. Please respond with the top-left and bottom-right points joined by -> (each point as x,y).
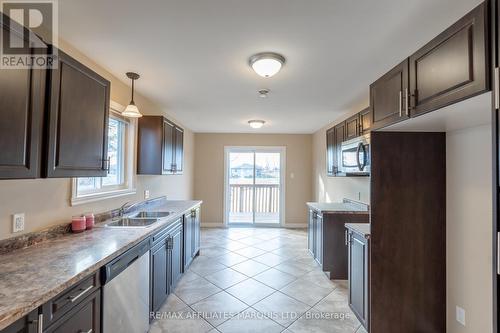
224,146 -> 285,227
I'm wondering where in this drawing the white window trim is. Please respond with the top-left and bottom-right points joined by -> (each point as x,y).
71,101 -> 137,206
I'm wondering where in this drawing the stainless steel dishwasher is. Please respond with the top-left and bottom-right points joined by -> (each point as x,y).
102,238 -> 150,333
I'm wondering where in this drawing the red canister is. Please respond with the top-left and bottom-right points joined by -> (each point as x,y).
71,215 -> 86,233
84,213 -> 95,230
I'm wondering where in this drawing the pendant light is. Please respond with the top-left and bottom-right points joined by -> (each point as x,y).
122,72 -> 142,118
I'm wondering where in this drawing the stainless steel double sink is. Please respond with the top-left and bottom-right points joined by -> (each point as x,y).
103,211 -> 174,228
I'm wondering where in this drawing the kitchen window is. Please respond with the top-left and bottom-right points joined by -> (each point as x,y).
71,102 -> 136,205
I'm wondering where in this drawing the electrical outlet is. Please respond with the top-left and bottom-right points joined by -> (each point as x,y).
144,190 -> 150,199
12,213 -> 25,233
456,306 -> 466,326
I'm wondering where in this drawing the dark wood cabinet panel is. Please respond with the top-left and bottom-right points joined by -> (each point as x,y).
370,59 -> 409,130
0,17 -> 45,179
183,213 -> 193,270
45,290 -> 100,333
137,116 -> 184,175
409,3 -> 488,116
345,115 -> 360,141
348,230 -> 369,330
332,122 -> 345,175
45,50 -> 110,178
0,309 -> 39,333
174,126 -> 184,173
308,208 -> 369,279
359,107 -> 371,135
192,207 -> 200,256
162,120 -> 175,174
326,128 -> 335,176
169,223 -> 183,290
370,132 -> 445,333
151,241 -> 169,312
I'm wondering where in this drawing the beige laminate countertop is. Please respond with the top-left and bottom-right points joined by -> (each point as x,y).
0,200 -> 202,330
306,202 -> 369,214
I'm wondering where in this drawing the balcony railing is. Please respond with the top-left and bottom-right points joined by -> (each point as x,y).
230,184 -> 280,213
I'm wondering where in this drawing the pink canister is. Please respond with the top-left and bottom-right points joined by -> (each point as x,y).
71,215 -> 86,233
84,213 -> 95,230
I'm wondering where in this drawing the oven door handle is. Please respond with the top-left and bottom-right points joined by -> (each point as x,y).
356,142 -> 367,171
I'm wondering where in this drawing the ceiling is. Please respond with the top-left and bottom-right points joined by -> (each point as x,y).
58,0 -> 483,133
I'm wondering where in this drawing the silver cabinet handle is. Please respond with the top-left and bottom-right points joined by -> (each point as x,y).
345,230 -> 348,246
399,90 -> 402,117
78,329 -> 92,333
495,67 -> 499,109
405,88 -> 409,116
68,285 -> 93,303
38,313 -> 43,333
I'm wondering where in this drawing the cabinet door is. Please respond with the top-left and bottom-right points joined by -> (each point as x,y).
169,224 -> 183,290
183,214 -> 193,270
307,210 -> 314,254
370,59 -> 409,130
193,207 -> 200,255
151,241 -> 168,312
333,123 -> 345,175
45,290 -> 101,333
162,120 -> 175,174
345,115 -> 359,141
326,128 -> 335,176
174,126 -> 184,173
348,232 -> 369,329
315,215 -> 323,266
46,50 -> 110,178
1,309 -> 39,333
409,3 -> 487,117
0,19 -> 44,179
359,108 -> 371,135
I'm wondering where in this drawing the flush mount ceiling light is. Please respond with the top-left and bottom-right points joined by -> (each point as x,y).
122,72 -> 143,118
248,120 -> 265,129
249,52 -> 286,78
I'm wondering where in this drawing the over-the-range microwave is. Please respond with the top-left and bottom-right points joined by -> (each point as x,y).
339,134 -> 370,176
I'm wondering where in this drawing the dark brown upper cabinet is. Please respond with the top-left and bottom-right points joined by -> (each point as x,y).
326,127 -> 335,176
359,107 -> 371,135
370,59 -> 409,130
345,114 -> 360,141
0,15 -> 45,179
137,116 -> 184,175
409,3 -> 488,117
45,50 -> 110,178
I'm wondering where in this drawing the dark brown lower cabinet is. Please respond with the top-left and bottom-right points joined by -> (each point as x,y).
371,132 -> 445,333
170,223 -> 183,290
307,207 -> 369,279
0,309 -> 40,333
183,207 -> 201,270
44,290 -> 100,333
347,228 -> 369,331
151,239 -> 170,312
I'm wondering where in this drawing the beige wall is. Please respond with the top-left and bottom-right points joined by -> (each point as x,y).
311,111 -> 370,204
0,40 -> 195,240
194,133 -> 313,226
446,124 -> 493,333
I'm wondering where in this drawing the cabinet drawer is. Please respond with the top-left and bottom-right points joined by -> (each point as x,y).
42,272 -> 100,329
45,289 -> 100,333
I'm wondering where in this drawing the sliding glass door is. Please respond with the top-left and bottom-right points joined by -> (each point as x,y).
225,147 -> 285,226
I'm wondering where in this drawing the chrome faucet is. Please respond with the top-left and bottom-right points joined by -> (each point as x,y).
119,202 -> 130,217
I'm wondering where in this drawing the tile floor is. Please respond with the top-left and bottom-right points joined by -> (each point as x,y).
149,228 -> 368,333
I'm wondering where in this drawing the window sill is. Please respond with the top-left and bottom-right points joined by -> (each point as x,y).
71,188 -> 137,206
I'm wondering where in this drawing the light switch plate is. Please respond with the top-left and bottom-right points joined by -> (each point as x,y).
144,190 -> 150,199
456,306 -> 466,326
12,213 -> 25,233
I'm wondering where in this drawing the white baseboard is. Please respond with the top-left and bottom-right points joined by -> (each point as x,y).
200,222 -> 307,229
201,222 -> 225,228
283,223 -> 307,229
